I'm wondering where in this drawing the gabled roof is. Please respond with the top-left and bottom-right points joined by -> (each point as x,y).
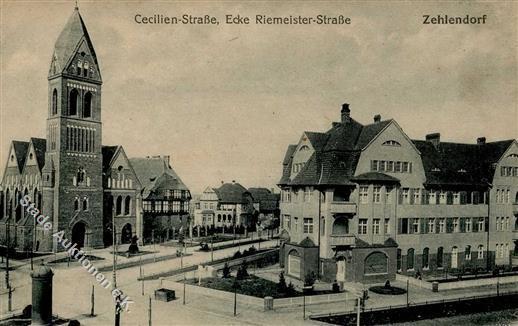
12,141 -> 29,173
51,8 -> 100,77
214,182 -> 247,203
279,117 -> 390,187
247,187 -> 279,211
130,156 -> 189,199
102,145 -> 119,172
413,139 -> 515,187
30,138 -> 47,171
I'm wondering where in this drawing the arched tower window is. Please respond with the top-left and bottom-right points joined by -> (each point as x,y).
74,197 -> 79,211
52,89 -> 58,115
83,61 -> 89,77
82,197 -> 88,211
69,89 -> 79,116
116,196 -> 122,216
124,196 -> 131,215
83,92 -> 92,118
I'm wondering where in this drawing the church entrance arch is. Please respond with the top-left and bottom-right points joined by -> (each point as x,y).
121,223 -> 133,244
72,222 -> 87,249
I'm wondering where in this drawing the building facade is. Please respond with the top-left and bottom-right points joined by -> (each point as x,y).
278,103 -> 518,284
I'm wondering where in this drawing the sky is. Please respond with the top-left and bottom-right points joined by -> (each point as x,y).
1,1 -> 517,194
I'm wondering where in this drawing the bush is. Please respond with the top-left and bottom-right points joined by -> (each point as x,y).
304,271 -> 316,286
233,250 -> 242,259
277,272 -> 287,293
332,281 -> 340,293
236,260 -> 249,280
199,243 -> 209,251
287,282 -> 295,295
248,246 -> 257,254
222,263 -> 231,278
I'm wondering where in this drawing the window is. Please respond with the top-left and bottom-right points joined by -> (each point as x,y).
303,218 -> 313,234
52,89 -> 58,115
124,196 -> 131,215
506,217 -> 510,230
116,196 -> 122,215
385,187 -> 392,203
439,218 -> 445,233
478,245 -> 484,259
284,215 -> 291,229
294,217 -> 298,231
437,247 -> 444,268
373,186 -> 381,203
299,145 -> 309,151
478,218 -> 485,232
439,191 -> 447,204
304,187 -> 312,202
386,161 -> 394,172
453,192 -> 460,204
359,186 -> 369,204
453,218 -> 459,232
412,189 -> 420,204
371,160 -> 379,171
84,92 -> 92,118
465,245 -> 471,260
395,161 -> 402,172
74,197 -> 79,211
422,248 -> 429,269
407,248 -> 415,270
428,218 -> 435,234
358,219 -> 368,235
465,218 -> 472,232
373,218 -> 380,234
379,161 -> 386,172
429,191 -> 437,204
382,140 -> 401,146
384,218 -> 390,234
496,217 -> 501,231
82,197 -> 88,211
321,217 -> 325,236
69,89 -> 79,116
412,218 -> 419,233
402,188 -> 410,204
505,243 -> 509,258
402,162 -> 409,173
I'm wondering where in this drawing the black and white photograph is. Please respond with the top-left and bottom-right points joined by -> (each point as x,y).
0,0 -> 517,325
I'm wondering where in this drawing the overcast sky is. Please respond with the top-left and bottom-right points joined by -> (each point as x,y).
1,1 -> 516,194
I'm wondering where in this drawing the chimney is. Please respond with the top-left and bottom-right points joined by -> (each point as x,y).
341,103 -> 350,123
425,133 -> 440,148
232,180 -> 236,184
163,155 -> 170,164
477,137 -> 486,145
221,181 -> 224,185
374,114 -> 381,123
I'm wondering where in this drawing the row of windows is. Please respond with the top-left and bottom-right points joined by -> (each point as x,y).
73,196 -> 89,211
66,126 -> 96,153
217,214 -> 235,223
401,245 -> 486,271
281,187 -> 316,203
371,160 -> 412,173
495,189 -> 513,204
496,217 -> 512,231
52,89 -> 94,117
165,190 -> 189,199
496,243 -> 510,258
500,166 -> 518,177
115,196 -> 132,216
400,189 -> 488,205
399,217 -> 487,234
282,216 -> 314,234
358,218 -> 390,235
142,200 -> 188,213
72,59 -> 95,78
107,175 -> 133,189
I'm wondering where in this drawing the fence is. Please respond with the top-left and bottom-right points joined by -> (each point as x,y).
397,272 -> 518,291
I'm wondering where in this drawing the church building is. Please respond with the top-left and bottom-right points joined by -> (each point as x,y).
0,7 -> 191,252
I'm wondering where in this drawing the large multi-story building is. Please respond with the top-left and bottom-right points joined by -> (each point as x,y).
0,7 -> 190,252
278,103 -> 518,284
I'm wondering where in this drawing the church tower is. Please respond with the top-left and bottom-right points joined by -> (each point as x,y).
42,6 -> 104,251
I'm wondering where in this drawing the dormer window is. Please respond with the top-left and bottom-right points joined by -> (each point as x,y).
507,154 -> 518,158
432,167 -> 441,172
382,140 -> 401,147
299,145 -> 310,152
457,169 -> 467,173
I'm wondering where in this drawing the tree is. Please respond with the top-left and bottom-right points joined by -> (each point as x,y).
222,263 -> 231,278
304,271 -> 316,287
277,271 -> 287,293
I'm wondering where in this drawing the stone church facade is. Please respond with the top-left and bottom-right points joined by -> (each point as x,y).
0,8 -> 190,252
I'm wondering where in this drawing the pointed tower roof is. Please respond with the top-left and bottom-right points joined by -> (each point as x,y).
50,7 -> 100,77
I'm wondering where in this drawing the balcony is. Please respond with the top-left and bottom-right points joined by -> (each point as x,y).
329,234 -> 356,247
329,202 -> 356,214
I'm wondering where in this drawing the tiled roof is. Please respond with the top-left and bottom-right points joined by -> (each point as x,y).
102,146 -> 119,172
247,187 -> 279,211
413,139 -> 514,187
130,157 -> 189,199
351,172 -> 400,183
214,182 -> 247,203
51,8 -> 99,77
30,138 -> 47,171
279,119 -> 390,187
12,141 -> 29,173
